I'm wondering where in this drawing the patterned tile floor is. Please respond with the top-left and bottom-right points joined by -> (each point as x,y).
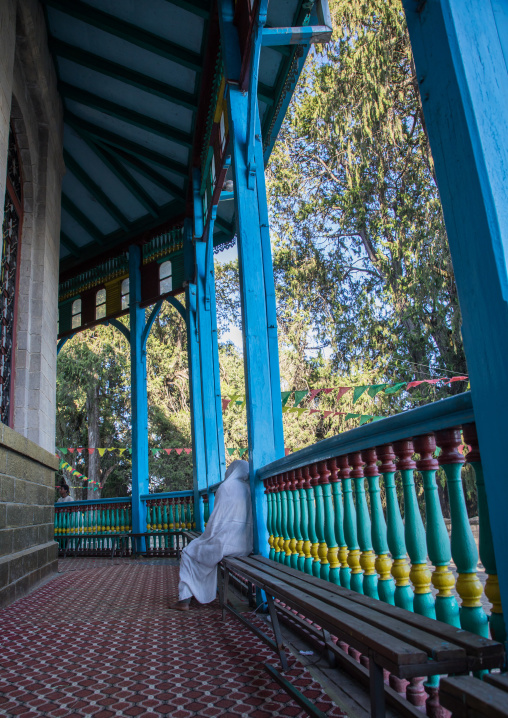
0,559 -> 346,718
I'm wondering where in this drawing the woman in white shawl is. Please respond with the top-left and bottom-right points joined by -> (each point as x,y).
170,459 -> 253,610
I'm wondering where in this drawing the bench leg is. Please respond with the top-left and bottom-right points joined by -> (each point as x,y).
266,595 -> 289,672
369,657 -> 386,718
222,567 -> 230,621
322,628 -> 337,668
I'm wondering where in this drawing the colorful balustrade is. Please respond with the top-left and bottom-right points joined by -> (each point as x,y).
258,394 -> 504,645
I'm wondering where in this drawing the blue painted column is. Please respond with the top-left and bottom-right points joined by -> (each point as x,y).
403,0 -> 508,643
193,172 -> 226,490
129,245 -> 149,539
184,219 -> 207,532
219,0 -> 285,556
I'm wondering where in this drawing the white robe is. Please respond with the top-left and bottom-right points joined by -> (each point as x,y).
178,460 -> 253,603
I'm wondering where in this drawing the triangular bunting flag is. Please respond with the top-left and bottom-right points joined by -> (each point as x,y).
128,448 -> 132,454
353,386 -> 369,403
175,449 -> 183,455
238,448 -> 247,458
281,391 -> 291,406
345,413 -> 360,421
424,377 -> 445,385
227,448 -> 235,456
385,381 -> 407,394
184,448 -> 192,454
406,380 -> 424,389
368,384 -> 387,398
371,416 -> 384,422
294,390 -> 309,407
447,375 -> 468,383
309,409 -> 320,415
336,387 -> 351,401
87,448 -> 95,454
165,449 -> 172,455
285,448 -> 291,456
98,449 -> 106,457
68,448 -> 75,453
222,398 -> 231,411
307,389 -> 322,403
360,415 -> 373,426
59,448 -> 67,454
118,449 -> 126,456
334,411 -> 346,416
151,448 -> 158,456
322,411 -> 332,418
282,406 -> 291,413
77,448 -> 84,454
322,388 -> 333,395
107,448 -> 115,452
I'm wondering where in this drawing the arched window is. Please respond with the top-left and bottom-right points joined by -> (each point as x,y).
0,126 -> 23,425
160,261 -> 172,294
96,288 -> 106,319
71,298 -> 81,329
121,278 -> 129,310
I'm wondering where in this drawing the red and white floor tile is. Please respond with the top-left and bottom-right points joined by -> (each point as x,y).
0,559 -> 346,717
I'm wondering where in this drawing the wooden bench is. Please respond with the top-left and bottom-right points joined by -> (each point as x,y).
221,556 -> 505,718
439,673 -> 508,718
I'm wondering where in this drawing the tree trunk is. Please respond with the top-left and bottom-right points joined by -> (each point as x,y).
86,382 -> 100,499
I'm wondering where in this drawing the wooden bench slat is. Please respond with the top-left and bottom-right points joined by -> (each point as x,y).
483,673 -> 508,693
224,558 -> 429,668
252,556 -> 503,661
236,556 -> 465,661
440,676 -> 508,718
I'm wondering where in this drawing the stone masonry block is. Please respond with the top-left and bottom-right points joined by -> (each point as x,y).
0,474 -> 15,502
0,529 -> 12,557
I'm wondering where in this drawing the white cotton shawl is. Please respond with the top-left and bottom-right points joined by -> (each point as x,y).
178,459 -> 253,603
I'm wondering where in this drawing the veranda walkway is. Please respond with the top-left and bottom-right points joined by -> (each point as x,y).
0,559 -> 345,718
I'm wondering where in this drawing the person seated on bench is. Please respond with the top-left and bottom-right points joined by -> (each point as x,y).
169,459 -> 253,611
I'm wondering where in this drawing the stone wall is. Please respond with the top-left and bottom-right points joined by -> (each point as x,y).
0,423 -> 59,608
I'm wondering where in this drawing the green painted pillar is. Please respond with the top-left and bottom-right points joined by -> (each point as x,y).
265,478 -> 275,560
364,449 -> 395,605
436,429 -> 488,636
414,434 -> 460,627
319,460 -> 339,584
303,466 -> 320,576
394,440 -> 436,619
329,458 -> 350,588
274,475 -> 283,563
287,471 -> 299,569
463,423 -> 505,643
280,473 -> 290,565
338,456 -> 363,593
292,469 -> 304,571
350,453 -> 378,599
377,444 -> 413,611
297,468 -> 312,574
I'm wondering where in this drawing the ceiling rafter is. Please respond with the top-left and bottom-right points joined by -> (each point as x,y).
160,0 -> 210,20
215,216 -> 235,236
49,39 -> 199,112
63,149 -> 129,231
61,193 -> 104,244
42,0 -> 203,72
66,119 -> 160,218
60,231 -> 83,258
109,147 -> 186,200
60,82 -> 194,148
66,113 -> 189,177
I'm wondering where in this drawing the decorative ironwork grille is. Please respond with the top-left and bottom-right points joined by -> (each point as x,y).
0,128 -> 22,425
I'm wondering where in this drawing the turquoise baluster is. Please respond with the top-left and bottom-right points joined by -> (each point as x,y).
338,455 -> 363,593
292,469 -> 303,570
329,458 -> 350,588
364,449 -> 395,605
435,429 -> 488,637
414,434 -> 460,627
305,465 -> 320,577
463,423 -> 505,643
273,475 -> 283,562
394,440 -> 436,619
319,460 -> 339,584
298,468 -> 312,574
377,444 -> 413,611
265,477 -> 275,560
157,503 -> 163,531
312,462 -> 329,581
186,498 -> 192,529
287,470 -> 298,569
202,495 -> 209,525
350,453 -> 378,599
280,473 -> 291,565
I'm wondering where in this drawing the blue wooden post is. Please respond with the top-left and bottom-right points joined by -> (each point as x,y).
129,245 -> 149,541
403,0 -> 508,645
219,0 -> 285,556
184,219 -> 207,532
193,171 -> 226,490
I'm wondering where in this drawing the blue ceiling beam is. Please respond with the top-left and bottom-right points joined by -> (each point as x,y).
49,40 -> 199,112
61,193 -> 103,244
42,0 -> 203,72
261,25 -> 332,46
